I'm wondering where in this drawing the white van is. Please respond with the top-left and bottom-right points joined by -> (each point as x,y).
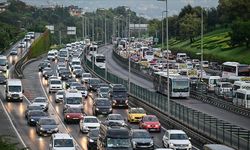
203,76 -> 221,92
6,79 -> 23,102
64,90 -> 83,110
233,89 -> 250,108
48,78 -> 62,93
176,53 -> 187,62
0,55 -> 8,72
49,133 -> 76,150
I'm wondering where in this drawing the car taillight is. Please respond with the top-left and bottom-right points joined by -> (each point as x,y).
155,125 -> 159,128
147,125 -> 151,128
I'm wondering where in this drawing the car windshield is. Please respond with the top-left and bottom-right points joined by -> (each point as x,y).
66,108 -> 83,113
143,116 -> 158,122
84,118 -> 98,123
107,138 -> 131,148
83,74 -> 91,77
89,129 -> 99,137
109,115 -> 123,120
132,131 -> 151,138
0,59 -> 6,65
113,91 -> 127,98
100,88 -> 109,93
40,119 -> 56,125
57,91 -> 64,95
54,139 -> 74,147
66,97 -> 82,104
130,108 -> 145,114
29,111 -> 46,116
96,99 -> 111,106
222,83 -> 232,88
34,98 -> 46,102
76,86 -> 86,91
28,106 -> 43,110
9,86 -> 21,92
170,133 -> 188,140
51,80 -> 61,84
89,79 -> 100,84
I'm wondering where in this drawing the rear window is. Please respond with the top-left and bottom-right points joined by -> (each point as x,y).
54,139 -> 74,147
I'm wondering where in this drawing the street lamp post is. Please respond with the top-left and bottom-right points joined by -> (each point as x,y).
162,11 -> 166,50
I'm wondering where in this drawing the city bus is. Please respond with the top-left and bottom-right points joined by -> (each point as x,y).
203,144 -> 235,150
153,72 -> 190,98
233,89 -> 250,108
222,62 -> 250,78
232,81 -> 250,96
144,50 -> 154,62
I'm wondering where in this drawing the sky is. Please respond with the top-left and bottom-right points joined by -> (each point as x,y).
20,0 -> 219,19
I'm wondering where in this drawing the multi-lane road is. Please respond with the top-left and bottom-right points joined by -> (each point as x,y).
99,45 -> 250,130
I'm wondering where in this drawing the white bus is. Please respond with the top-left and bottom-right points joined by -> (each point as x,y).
153,72 -> 190,98
89,44 -> 98,55
144,50 -> 154,62
233,89 -> 250,108
91,53 -> 105,69
203,144 -> 235,150
203,76 -> 221,92
222,62 -> 250,78
64,90 -> 83,110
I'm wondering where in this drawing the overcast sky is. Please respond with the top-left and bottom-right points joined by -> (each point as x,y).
21,0 -> 219,19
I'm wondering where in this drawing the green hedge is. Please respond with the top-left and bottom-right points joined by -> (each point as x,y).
28,30 -> 51,59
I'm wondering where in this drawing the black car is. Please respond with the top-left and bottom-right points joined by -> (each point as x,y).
27,110 -> 48,126
25,104 -> 44,119
59,69 -> 72,80
65,78 -> 77,89
10,48 -> 18,55
93,98 -> 112,116
0,73 -> 6,84
74,69 -> 84,78
87,129 -> 99,150
97,87 -> 110,98
44,69 -> 54,80
36,117 -> 59,136
88,78 -> 101,91
131,129 -> 154,150
38,61 -> 50,72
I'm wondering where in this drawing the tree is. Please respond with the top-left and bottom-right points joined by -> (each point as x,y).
230,21 -> 250,47
179,13 -> 200,43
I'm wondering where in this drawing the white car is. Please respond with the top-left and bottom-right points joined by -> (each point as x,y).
55,90 -> 64,103
106,114 -> 125,126
79,116 -> 100,133
81,73 -> 92,84
47,51 -> 56,61
49,78 -> 62,93
32,97 -> 49,111
49,133 -> 76,150
162,130 -> 192,150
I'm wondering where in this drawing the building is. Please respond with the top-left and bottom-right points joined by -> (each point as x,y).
68,5 -> 83,17
0,0 -> 9,13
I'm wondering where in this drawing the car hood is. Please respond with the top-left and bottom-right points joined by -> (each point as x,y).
144,121 -> 160,125
129,114 -> 146,118
109,120 -> 124,124
83,123 -> 100,128
132,138 -> 152,143
96,105 -> 112,109
169,139 -> 191,145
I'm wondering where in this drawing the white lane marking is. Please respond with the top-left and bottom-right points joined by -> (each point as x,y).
0,99 -> 27,148
38,73 -> 83,150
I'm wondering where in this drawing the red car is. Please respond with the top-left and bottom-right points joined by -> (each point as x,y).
139,115 -> 161,132
63,107 -> 85,123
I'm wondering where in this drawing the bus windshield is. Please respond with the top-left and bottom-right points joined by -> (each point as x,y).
0,59 -> 6,66
238,66 -> 250,76
172,80 -> 189,92
96,56 -> 105,63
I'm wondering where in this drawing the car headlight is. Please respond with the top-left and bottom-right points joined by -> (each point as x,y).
125,100 -> 128,103
30,119 -> 35,121
40,127 -> 44,130
150,140 -> 154,145
109,108 -> 112,111
89,139 -> 94,142
54,128 -> 59,131
113,100 -> 117,103
169,143 -> 174,147
188,143 -> 192,147
96,108 -> 99,111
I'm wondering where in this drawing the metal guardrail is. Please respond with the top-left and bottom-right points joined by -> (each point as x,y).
112,48 -> 250,118
82,49 -> 250,150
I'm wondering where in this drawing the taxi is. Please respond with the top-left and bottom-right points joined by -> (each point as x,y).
127,107 -> 146,123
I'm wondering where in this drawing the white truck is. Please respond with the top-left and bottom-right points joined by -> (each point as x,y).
6,79 -> 23,102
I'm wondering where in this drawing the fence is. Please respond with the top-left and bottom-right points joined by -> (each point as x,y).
83,51 -> 250,150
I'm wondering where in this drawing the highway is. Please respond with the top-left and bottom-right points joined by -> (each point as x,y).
99,45 -> 250,130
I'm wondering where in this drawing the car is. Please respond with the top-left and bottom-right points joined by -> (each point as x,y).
36,117 -> 59,136
73,69 -> 84,78
47,51 -> 56,61
81,73 -> 92,84
10,48 -> 18,55
27,110 -> 48,126
87,129 -> 99,150
162,130 -> 192,150
38,62 -> 49,72
55,90 -> 64,103
18,42 -> 25,48
42,67 -> 53,79
63,107 -> 85,123
49,133 -> 77,150
73,84 -> 88,98
27,32 -> 35,39
97,86 -> 109,98
25,103 -> 44,119
58,69 -> 72,80
139,115 -> 161,132
65,78 -> 77,89
48,78 -> 62,93
93,98 -> 112,116
87,78 -> 101,91
0,73 -> 6,84
79,116 -> 100,133
105,114 -> 126,126
131,129 -> 154,150
128,108 -> 146,123
32,97 -> 49,111
71,65 -> 82,73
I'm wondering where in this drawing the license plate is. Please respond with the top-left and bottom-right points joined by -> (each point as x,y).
73,118 -> 78,120
150,129 -> 157,131
47,131 -> 52,133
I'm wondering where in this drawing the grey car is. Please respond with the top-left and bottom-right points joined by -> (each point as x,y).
131,129 -> 154,150
36,117 -> 59,136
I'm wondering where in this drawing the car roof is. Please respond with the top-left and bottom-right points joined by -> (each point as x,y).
84,116 -> 98,119
52,133 -> 73,140
167,130 -> 186,134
